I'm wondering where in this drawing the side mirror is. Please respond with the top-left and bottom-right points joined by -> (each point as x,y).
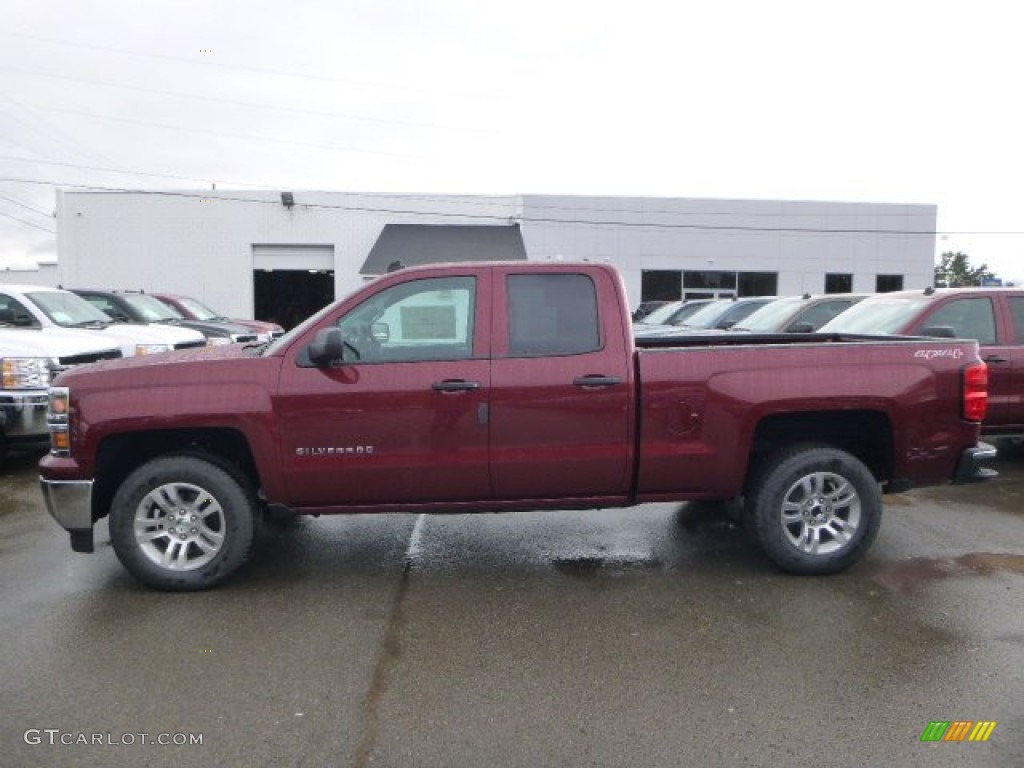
787,322 -> 815,334
11,311 -> 34,327
370,322 -> 390,343
918,325 -> 957,338
307,327 -> 345,365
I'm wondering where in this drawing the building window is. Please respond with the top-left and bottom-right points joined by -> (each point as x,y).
641,270 -> 681,302
876,274 -> 904,293
825,273 -> 853,293
684,270 -> 737,291
738,272 -> 778,297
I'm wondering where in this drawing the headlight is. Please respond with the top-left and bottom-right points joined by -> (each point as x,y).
206,337 -> 232,347
47,386 -> 71,456
2,357 -> 52,389
134,344 -> 172,356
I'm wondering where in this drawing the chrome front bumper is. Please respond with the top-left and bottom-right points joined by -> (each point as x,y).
0,390 -> 48,441
40,478 -> 95,552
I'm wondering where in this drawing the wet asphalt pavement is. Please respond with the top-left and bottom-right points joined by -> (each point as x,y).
1,444 -> 1022,768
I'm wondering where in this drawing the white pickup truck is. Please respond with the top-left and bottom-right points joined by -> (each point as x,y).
0,328 -> 122,458
0,285 -> 206,357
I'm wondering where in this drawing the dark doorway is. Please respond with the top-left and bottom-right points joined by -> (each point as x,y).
253,270 -> 335,331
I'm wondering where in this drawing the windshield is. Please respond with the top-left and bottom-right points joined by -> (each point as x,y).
662,300 -> 714,326
638,301 -> 682,325
676,299 -> 731,328
27,290 -> 112,326
819,296 -> 931,334
734,298 -> 799,332
177,296 -> 222,321
121,294 -> 184,322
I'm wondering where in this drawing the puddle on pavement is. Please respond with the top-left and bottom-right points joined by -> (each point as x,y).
871,552 -> 1024,593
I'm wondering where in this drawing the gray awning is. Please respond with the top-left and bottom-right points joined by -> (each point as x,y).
360,224 -> 527,275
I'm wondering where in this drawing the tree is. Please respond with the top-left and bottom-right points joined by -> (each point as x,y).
934,251 -> 996,287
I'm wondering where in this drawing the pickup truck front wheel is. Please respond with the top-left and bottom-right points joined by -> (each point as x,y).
109,455 -> 257,591
746,445 -> 881,575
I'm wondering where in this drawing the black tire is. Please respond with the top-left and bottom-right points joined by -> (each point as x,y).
745,444 -> 882,575
109,454 -> 257,591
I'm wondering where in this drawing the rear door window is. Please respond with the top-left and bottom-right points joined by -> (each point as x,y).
919,297 -> 997,344
507,273 -> 600,356
1008,297 -> 1024,343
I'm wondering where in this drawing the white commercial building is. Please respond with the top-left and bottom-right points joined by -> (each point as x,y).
53,190 -> 935,326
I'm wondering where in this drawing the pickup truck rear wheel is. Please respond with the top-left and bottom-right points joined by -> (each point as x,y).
745,445 -> 881,575
109,455 -> 257,591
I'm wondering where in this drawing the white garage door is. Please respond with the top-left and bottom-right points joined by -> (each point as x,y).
252,244 -> 334,271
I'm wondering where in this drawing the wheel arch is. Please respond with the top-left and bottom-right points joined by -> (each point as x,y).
745,410 -> 894,492
92,428 -> 262,523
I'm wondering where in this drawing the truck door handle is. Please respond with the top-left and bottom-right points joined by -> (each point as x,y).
573,375 -> 621,388
984,355 -> 1008,364
432,379 -> 481,392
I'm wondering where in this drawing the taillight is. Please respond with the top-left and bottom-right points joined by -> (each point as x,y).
962,362 -> 988,422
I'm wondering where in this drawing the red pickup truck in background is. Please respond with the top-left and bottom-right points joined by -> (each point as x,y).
39,262 -> 996,590
820,286 -> 1024,437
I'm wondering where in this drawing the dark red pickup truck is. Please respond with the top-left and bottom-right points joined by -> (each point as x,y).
39,262 -> 996,590
820,286 -> 1024,437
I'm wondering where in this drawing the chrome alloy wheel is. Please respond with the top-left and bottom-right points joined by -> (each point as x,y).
779,471 -> 861,556
133,482 -> 226,571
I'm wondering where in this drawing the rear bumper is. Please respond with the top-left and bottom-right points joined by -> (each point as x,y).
953,442 -> 998,484
39,477 -> 95,552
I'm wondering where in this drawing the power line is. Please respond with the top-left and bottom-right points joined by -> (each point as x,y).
0,63 -> 488,134
1,173 -> 1021,237
0,192 -> 51,217
0,177 -> 961,236
4,100 -> 415,158
0,208 -> 55,233
0,156 -> 941,225
0,92 -> 117,167
0,154 -> 275,188
1,31 -> 434,95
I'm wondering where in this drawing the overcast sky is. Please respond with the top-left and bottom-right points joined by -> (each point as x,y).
2,0 -> 1022,282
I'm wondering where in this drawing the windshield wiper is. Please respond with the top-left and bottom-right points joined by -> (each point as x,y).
69,320 -> 110,329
